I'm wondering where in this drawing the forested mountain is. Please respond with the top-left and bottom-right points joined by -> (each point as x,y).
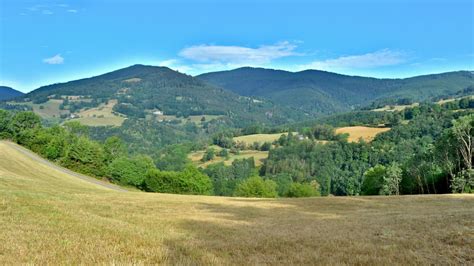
22,64 -> 303,125
0,86 -> 23,101
198,68 -> 474,114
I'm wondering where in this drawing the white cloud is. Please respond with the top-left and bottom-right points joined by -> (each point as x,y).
67,9 -> 78,13
298,49 -> 406,71
42,10 -> 54,15
179,41 -> 299,64
157,59 -> 193,73
43,54 -> 64,65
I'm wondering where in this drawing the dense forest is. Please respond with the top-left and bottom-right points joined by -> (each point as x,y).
198,67 -> 474,115
20,65 -> 303,127
1,95 -> 472,197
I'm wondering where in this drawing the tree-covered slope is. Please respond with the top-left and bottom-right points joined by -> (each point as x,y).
23,65 -> 303,125
197,68 -> 474,114
0,86 -> 24,101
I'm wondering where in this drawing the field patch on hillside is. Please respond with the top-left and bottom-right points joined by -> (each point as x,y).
71,99 -> 126,126
189,146 -> 268,167
336,126 -> 390,142
233,133 -> 290,145
19,99 -> 68,120
372,103 -> 419,112
0,141 -> 472,265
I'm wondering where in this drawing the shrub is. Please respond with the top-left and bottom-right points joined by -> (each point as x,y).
144,165 -> 213,195
108,155 -> 155,186
234,176 -> 278,198
286,182 -> 318,197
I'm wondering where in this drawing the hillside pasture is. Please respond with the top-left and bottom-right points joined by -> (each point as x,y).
0,141 -> 472,265
233,133 -> 290,146
71,99 -> 126,126
336,126 -> 391,142
21,99 -> 68,120
372,103 -> 419,112
189,147 -> 269,167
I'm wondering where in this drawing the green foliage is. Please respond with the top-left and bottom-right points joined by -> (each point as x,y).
199,67 -> 473,115
104,136 -> 127,163
234,176 -> 278,198
108,155 -> 155,186
362,165 -> 386,195
286,182 -> 319,197
155,144 -> 193,171
311,124 -> 336,140
204,158 -> 257,196
380,163 -> 402,195
144,165 -> 213,195
201,148 -> 215,162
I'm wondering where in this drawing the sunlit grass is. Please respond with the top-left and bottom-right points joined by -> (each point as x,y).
0,141 -> 472,264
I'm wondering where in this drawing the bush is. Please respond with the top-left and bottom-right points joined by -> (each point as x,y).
361,165 -> 386,195
234,176 -> 278,198
108,155 -> 155,186
144,165 -> 213,195
286,182 -> 318,197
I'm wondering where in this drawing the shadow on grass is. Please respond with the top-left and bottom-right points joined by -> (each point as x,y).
160,196 -> 474,265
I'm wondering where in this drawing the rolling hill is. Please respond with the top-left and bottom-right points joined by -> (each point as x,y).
0,86 -> 23,101
197,68 -> 474,114
0,140 -> 473,264
21,64 -> 303,126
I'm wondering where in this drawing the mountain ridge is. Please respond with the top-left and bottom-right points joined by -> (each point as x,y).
0,86 -> 24,101
197,67 -> 474,114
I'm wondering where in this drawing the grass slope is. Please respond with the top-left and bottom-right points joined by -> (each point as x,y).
0,141 -> 473,264
336,126 -> 391,142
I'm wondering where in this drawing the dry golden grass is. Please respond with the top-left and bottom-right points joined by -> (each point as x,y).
437,95 -> 473,105
336,126 -> 391,142
372,103 -> 419,112
72,99 -> 126,126
123,78 -> 142,83
14,99 -> 68,119
233,133 -> 289,145
0,141 -> 473,265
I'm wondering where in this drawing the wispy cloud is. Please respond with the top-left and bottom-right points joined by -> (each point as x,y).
25,4 -> 79,15
179,41 -> 299,64
42,10 -> 54,15
298,49 -> 406,71
43,54 -> 64,65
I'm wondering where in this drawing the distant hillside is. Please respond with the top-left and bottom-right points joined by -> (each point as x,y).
22,64 -> 303,126
0,86 -> 23,101
197,68 -> 474,114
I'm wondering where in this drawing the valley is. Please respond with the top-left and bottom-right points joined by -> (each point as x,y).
0,140 -> 472,264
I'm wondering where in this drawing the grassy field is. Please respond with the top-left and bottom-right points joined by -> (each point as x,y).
336,126 -> 391,142
233,133 -> 289,145
12,99 -> 69,120
71,100 -> 126,126
0,141 -> 473,264
188,146 -> 268,167
372,103 -> 419,112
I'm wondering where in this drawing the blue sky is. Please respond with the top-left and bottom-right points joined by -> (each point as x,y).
0,0 -> 473,92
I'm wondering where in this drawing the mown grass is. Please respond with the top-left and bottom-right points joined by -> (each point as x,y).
71,99 -> 126,126
336,126 -> 391,142
0,141 -> 473,264
233,133 -> 289,145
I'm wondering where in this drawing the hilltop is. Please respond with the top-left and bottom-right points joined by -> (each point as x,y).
0,86 -> 23,101
20,64 -> 302,126
0,140 -> 472,264
198,67 -> 474,114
